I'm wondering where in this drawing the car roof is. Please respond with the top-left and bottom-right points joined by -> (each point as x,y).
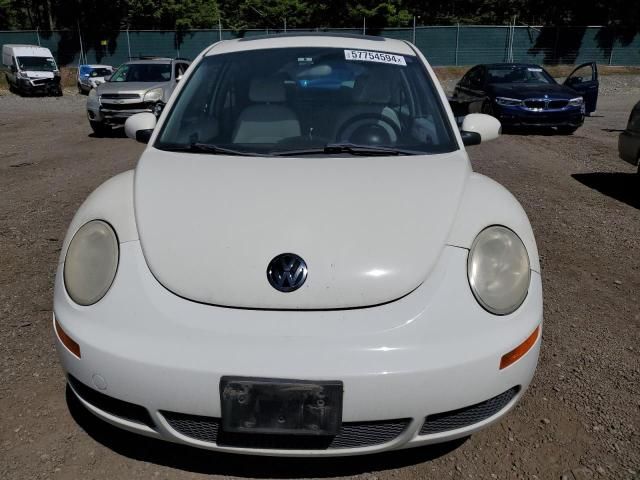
124,58 -> 173,65
205,33 -> 416,57
482,63 -> 544,69
4,44 -> 52,55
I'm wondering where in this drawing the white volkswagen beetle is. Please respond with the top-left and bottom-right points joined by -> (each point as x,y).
54,34 -> 542,456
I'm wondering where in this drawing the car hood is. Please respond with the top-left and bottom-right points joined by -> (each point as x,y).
134,148 -> 470,310
24,70 -> 55,79
488,83 -> 577,99
97,81 -> 166,95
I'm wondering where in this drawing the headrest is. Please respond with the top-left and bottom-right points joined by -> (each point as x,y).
249,77 -> 286,103
352,76 -> 392,104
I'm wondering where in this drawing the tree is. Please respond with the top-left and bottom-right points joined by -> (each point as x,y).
126,0 -> 219,30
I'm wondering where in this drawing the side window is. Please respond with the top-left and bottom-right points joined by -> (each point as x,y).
468,68 -> 482,89
567,64 -> 594,86
460,71 -> 471,87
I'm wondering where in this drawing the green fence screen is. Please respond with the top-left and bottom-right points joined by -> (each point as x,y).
1,26 -> 638,67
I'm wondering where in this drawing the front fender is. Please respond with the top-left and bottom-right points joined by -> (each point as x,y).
446,172 -> 540,273
58,170 -> 138,265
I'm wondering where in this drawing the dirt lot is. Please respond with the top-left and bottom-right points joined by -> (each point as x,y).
0,78 -> 638,480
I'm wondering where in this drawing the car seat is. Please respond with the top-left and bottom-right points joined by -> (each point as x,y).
232,77 -> 301,144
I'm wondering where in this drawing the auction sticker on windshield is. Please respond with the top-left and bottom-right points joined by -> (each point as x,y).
344,50 -> 407,66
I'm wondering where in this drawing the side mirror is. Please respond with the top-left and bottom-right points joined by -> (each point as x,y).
124,112 -> 157,143
460,113 -> 501,146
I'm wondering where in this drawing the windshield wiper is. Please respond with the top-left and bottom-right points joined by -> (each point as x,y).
274,143 -> 419,156
160,142 -> 269,157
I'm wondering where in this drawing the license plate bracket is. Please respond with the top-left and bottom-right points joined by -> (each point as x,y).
220,377 -> 343,436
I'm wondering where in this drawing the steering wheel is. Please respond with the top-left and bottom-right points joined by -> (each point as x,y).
336,113 -> 401,145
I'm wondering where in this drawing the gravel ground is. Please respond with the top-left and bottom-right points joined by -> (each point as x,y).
0,76 -> 638,480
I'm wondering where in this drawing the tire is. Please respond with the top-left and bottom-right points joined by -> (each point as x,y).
557,126 -> 578,135
90,121 -> 110,137
54,85 -> 63,97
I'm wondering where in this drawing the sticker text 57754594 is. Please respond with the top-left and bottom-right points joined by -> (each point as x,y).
344,50 -> 407,66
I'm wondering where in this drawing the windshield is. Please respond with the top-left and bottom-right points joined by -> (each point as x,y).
17,56 -> 57,72
155,47 -> 456,155
487,66 -> 555,85
110,63 -> 171,82
90,68 -> 112,77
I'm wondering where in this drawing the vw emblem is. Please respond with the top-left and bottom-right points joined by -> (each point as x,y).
267,253 -> 308,292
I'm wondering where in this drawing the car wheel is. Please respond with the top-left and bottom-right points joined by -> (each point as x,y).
90,121 -> 111,137
557,126 -> 578,135
55,86 -> 63,97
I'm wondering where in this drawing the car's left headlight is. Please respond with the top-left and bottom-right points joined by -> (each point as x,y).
64,220 -> 119,306
568,97 -> 583,107
144,87 -> 163,103
467,226 -> 530,315
495,97 -> 523,107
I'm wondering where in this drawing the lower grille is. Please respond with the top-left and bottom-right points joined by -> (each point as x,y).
162,411 -> 409,450
68,375 -> 155,428
420,386 -> 520,435
101,93 -> 140,100
101,101 -> 148,111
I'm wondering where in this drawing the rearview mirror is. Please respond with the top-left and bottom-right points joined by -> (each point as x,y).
460,113 -> 501,146
125,112 -> 157,143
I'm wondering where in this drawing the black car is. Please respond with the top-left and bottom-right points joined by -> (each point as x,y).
452,62 -> 599,133
618,100 -> 640,173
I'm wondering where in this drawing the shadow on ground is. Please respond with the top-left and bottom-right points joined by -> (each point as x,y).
502,126 -> 574,136
88,127 -> 127,139
572,172 -> 639,209
66,386 -> 466,478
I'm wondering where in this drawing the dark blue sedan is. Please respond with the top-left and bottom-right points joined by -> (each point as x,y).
452,62 -> 599,134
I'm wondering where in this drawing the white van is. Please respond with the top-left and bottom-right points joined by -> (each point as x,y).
2,44 -> 62,96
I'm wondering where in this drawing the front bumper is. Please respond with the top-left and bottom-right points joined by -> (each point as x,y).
54,242 -> 543,456
494,104 -> 584,128
18,76 -> 61,94
86,97 -> 154,125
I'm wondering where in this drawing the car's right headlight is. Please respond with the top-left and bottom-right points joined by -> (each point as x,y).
64,220 -> 119,306
143,87 -> 163,103
495,97 -> 523,107
467,226 -> 530,315
568,97 -> 584,107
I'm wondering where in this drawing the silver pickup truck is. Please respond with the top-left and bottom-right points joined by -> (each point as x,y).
86,57 -> 189,136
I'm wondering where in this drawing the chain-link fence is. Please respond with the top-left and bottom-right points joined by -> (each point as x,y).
1,25 -> 639,67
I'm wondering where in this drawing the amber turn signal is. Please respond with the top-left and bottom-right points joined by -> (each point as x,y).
54,318 -> 81,358
500,326 -> 540,370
